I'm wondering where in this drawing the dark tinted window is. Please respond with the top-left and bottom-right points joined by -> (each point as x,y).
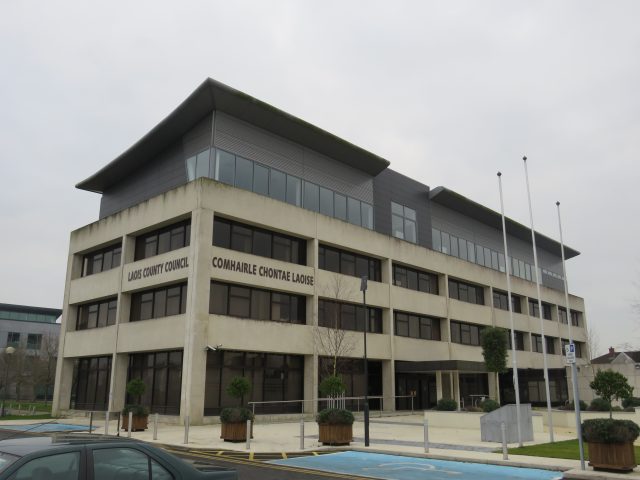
393,264 -> 439,295
493,290 -> 522,313
213,217 -> 306,265
448,279 -> 484,305
528,300 -> 552,320
318,299 -> 382,333
127,350 -> 182,415
82,242 -> 122,276
77,298 -> 117,330
318,245 -> 381,282
130,284 -> 187,321
210,281 -> 306,324
450,321 -> 484,346
394,312 -> 441,340
134,220 -> 190,261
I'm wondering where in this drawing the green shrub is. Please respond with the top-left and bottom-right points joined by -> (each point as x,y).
562,400 -> 588,411
220,407 -> 254,423
126,379 -> 146,398
622,397 -> 640,409
582,418 -> 640,444
436,399 -> 458,411
227,377 -> 251,399
319,376 -> 346,398
588,397 -> 611,412
480,399 -> 500,412
122,404 -> 149,416
612,406 -> 623,412
316,408 -> 354,425
624,406 -> 636,412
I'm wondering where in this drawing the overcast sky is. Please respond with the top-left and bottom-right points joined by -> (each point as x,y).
1,1 -> 638,356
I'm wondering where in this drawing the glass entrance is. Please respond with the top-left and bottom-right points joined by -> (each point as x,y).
395,373 -> 436,410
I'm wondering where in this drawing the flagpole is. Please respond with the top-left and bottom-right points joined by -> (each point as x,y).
522,156 -> 554,443
497,172 -> 523,447
556,201 -> 585,469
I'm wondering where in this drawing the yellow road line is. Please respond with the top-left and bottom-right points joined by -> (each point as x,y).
249,451 -> 254,460
282,452 -> 288,459
313,451 -> 319,456
216,450 -> 224,456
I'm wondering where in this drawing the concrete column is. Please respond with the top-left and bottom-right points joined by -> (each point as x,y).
488,372 -> 500,403
110,354 -> 130,412
52,358 -> 75,413
180,207 -> 213,424
304,354 -> 318,414
381,359 -> 395,411
436,371 -> 443,401
454,371 -> 461,410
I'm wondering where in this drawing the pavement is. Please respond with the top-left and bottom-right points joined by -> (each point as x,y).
0,413 -> 639,479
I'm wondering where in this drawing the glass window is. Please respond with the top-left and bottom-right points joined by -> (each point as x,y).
195,149 -> 210,179
341,252 -> 356,276
467,241 -> 475,263
212,218 -> 231,249
391,214 -> 404,239
93,448 -> 149,480
231,224 -> 252,253
27,334 -> 42,350
235,156 -> 253,191
269,169 -> 286,201
210,282 -> 228,315
252,230 -> 272,258
303,181 -> 319,212
13,452 -> 80,480
391,202 -> 417,243
251,290 -> 271,320
334,193 -> 347,220
216,150 -> 235,185
450,235 -> 459,257
286,175 -> 301,206
484,247 -> 492,268
347,197 -> 361,225
319,187 -> 334,216
498,253 -> 505,272
441,232 -> 450,254
432,228 -> 442,252
404,218 -> 417,243
229,286 -> 251,317
361,203 -> 374,229
134,220 -> 190,261
186,155 -> 196,181
131,284 -> 187,321
253,163 -> 269,195
458,238 -> 467,261
491,251 -> 499,270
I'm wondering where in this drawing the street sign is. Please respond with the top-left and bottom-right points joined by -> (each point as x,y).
565,343 -> 576,364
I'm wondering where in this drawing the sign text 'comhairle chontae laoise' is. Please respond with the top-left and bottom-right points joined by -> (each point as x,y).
212,256 -> 314,286
127,256 -> 189,281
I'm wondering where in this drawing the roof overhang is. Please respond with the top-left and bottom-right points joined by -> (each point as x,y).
77,78 -> 390,193
0,303 -> 62,318
429,187 -> 580,259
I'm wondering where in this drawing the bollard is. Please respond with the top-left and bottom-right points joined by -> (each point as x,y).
424,418 -> 429,453
299,418 -> 304,450
116,412 -> 121,437
127,412 -> 133,438
183,416 -> 189,444
104,411 -> 110,436
153,413 -> 159,441
501,422 -> 508,460
246,420 -> 251,450
89,411 -> 94,434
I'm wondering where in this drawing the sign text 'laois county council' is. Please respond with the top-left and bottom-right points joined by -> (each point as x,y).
212,256 -> 314,286
127,257 -> 189,281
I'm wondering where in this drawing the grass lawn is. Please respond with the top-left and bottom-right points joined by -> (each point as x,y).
0,414 -> 55,421
506,439 -> 640,462
4,402 -> 52,413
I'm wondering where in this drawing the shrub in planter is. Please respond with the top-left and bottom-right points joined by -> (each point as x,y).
316,408 -> 354,446
624,406 -> 636,412
220,376 -> 253,442
561,400 -> 588,411
588,397 -> 611,412
622,397 -> 640,409
436,399 -> 458,411
122,379 -> 149,431
612,406 -> 623,412
480,399 -> 500,413
582,418 -> 640,472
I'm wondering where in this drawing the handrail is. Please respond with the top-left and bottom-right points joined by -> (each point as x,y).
247,394 -> 416,417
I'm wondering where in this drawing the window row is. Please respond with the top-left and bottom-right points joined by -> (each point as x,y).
391,202 -> 417,243
492,290 -> 522,313
528,300 -> 553,320
134,220 -> 191,261
432,227 -> 564,283
561,339 -> 584,358
507,330 -> 525,351
318,299 -> 382,333
318,244 -> 381,282
392,264 -> 438,295
8,332 -> 43,350
186,147 -> 374,229
394,312 -> 441,340
130,284 -> 188,322
450,321 -> 484,346
558,307 -> 581,327
77,298 -> 117,330
210,282 -> 306,324
128,350 -> 183,415
448,279 -> 485,305
532,334 -> 556,354
213,217 -> 306,265
82,242 -> 122,277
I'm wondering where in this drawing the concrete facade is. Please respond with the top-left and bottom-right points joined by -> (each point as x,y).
52,79 -> 589,424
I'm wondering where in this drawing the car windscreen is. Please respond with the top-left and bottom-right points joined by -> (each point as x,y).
0,451 -> 20,473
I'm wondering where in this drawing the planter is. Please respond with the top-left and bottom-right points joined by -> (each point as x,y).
121,414 -> 148,432
588,441 -> 637,472
318,423 -> 352,446
221,422 -> 249,442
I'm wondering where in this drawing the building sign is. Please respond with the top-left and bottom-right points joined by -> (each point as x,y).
212,256 -> 314,286
127,256 -> 189,281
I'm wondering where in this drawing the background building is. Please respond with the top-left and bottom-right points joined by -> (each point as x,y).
1,303 -> 61,401
52,79 -> 588,423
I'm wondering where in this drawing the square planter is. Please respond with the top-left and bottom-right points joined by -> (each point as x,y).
221,422 -> 248,442
121,414 -> 148,432
588,441 -> 637,472
318,423 -> 353,446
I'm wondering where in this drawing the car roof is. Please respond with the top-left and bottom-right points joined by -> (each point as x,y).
0,435 -> 147,457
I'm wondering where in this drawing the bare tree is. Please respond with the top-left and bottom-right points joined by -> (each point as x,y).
585,325 -> 601,360
313,274 -> 358,379
33,333 -> 59,404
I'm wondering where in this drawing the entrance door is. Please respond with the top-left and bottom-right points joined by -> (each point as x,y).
395,373 -> 436,410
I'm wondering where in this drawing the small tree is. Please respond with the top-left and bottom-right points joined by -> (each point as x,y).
124,379 -> 148,417
590,369 -> 634,418
480,327 -> 508,401
227,376 -> 251,406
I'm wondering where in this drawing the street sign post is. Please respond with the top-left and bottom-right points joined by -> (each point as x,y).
565,343 -> 576,364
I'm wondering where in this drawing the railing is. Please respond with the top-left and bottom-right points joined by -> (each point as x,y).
247,394 -> 416,418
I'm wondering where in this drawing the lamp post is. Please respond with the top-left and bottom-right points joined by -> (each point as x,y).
2,346 -> 16,417
360,275 -> 369,447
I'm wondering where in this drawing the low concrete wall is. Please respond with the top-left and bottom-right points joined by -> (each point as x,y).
544,409 -> 640,428
424,410 -> 544,433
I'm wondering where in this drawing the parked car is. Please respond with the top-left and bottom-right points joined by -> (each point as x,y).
0,435 -> 237,479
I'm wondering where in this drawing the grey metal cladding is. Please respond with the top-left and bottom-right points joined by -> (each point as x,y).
99,142 -> 185,218
182,114 -> 212,158
214,112 -> 374,203
373,169 -> 431,248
